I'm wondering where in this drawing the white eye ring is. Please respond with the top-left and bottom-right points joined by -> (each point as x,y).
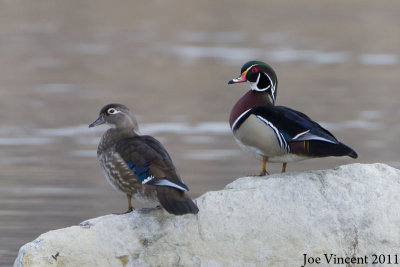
107,108 -> 119,115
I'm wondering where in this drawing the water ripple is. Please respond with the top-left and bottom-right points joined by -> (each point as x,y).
157,44 -> 351,65
70,150 -> 97,157
0,137 -> 55,146
320,120 -> 383,131
178,31 -> 246,43
359,54 -> 398,65
140,122 -> 230,135
71,44 -> 111,55
0,187 -> 101,195
155,40 -> 398,66
181,149 -> 239,160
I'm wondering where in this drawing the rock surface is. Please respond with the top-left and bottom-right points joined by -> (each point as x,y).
14,163 -> 400,267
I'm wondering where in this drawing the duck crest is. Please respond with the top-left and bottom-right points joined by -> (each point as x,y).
227,61 -> 358,175
229,91 -> 271,129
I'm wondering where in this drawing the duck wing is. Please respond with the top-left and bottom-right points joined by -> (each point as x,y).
249,106 -> 357,158
115,136 -> 199,215
115,135 -> 188,191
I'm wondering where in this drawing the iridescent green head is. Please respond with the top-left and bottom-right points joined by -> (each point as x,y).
228,60 -> 278,104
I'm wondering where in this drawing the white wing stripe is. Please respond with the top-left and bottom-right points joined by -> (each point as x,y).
294,132 -> 338,144
154,179 -> 187,191
256,115 -> 290,153
292,130 -> 310,140
142,175 -> 155,184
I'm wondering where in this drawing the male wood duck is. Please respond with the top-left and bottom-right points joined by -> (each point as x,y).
89,103 -> 199,215
228,60 -> 358,175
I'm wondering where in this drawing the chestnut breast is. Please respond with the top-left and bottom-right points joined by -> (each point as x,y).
229,91 -> 271,129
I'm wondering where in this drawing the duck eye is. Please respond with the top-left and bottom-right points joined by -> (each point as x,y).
107,108 -> 116,115
251,67 -> 258,73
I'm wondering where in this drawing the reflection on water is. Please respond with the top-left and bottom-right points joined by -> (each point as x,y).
72,44 -> 111,55
1,0 -> 400,265
359,54 -> 399,65
178,31 -> 247,43
182,149 -> 239,160
166,31 -> 399,65
0,137 -> 55,146
160,44 -> 400,65
358,110 -> 382,120
39,83 -> 80,93
158,44 -> 354,65
320,120 -> 383,131
0,187 -> 101,195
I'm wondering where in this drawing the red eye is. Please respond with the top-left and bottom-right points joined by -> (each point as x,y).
251,67 -> 258,73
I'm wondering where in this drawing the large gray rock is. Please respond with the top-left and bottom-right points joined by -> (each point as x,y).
14,163 -> 400,267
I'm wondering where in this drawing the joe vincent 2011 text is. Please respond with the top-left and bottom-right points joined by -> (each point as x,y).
301,253 -> 368,266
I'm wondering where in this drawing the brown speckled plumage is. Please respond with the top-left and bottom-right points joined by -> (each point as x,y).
90,104 -> 199,215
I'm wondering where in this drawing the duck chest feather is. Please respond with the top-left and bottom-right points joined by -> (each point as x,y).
229,91 -> 271,129
233,114 -> 284,157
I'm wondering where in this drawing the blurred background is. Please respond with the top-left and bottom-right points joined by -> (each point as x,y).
1,0 -> 399,265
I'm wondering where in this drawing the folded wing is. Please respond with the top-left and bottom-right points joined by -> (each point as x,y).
251,106 -> 358,158
115,136 -> 198,215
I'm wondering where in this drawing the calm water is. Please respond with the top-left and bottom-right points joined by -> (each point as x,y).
1,0 -> 400,265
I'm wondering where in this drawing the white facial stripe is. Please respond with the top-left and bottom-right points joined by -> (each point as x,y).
245,64 -> 276,97
256,115 -> 290,153
264,72 -> 274,91
249,70 -> 275,94
266,72 -> 276,99
256,73 -> 261,84
107,108 -> 121,115
270,88 -> 275,103
246,64 -> 257,90
246,64 -> 257,72
269,75 -> 276,103
252,84 -> 270,92
232,108 -> 252,130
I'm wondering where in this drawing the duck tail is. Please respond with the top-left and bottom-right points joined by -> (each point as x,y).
339,142 -> 358,159
156,187 -> 199,215
313,141 -> 358,158
293,140 -> 358,159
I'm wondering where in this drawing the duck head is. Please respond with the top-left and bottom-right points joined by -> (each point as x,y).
228,60 -> 278,105
89,103 -> 139,133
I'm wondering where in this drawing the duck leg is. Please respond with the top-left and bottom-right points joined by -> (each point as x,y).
115,194 -> 134,214
281,162 -> 287,173
259,156 -> 270,176
126,194 -> 134,213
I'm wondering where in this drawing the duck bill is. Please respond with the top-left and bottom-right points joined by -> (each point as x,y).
228,70 -> 247,84
89,116 -> 105,128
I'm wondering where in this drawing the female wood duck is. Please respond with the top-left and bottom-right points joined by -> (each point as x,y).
89,103 -> 199,215
228,60 -> 358,175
